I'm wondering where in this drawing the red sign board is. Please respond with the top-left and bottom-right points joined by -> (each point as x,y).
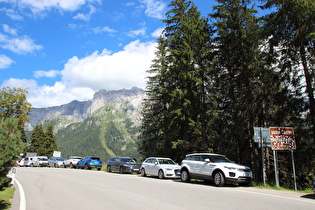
269,127 -> 296,150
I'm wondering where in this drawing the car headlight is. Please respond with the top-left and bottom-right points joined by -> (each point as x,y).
224,166 -> 237,170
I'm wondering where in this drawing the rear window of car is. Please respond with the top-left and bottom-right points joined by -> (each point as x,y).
121,158 -> 136,163
91,157 -> 100,160
158,159 -> 175,165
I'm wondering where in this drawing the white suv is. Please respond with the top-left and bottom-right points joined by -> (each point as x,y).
180,153 -> 252,186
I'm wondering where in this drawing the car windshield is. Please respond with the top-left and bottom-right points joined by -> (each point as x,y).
91,157 -> 100,161
158,159 -> 176,165
56,157 -> 64,161
121,158 -> 136,163
210,155 -> 232,163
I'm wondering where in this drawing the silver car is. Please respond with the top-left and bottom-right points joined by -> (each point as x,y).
48,157 -> 65,168
140,157 -> 181,179
64,156 -> 82,168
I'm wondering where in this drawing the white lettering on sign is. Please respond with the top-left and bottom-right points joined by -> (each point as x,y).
269,127 -> 296,150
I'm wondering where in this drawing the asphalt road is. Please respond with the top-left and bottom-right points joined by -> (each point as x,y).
11,167 -> 315,210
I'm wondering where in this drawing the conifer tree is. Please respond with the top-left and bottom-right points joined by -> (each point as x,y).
140,0 -> 216,161
28,124 -> 45,154
261,0 -> 315,188
43,124 -> 58,157
210,0 -> 268,176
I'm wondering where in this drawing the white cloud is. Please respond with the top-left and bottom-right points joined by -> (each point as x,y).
2,24 -> 18,36
127,27 -> 147,37
33,70 -> 60,78
73,5 -> 96,21
139,0 -> 166,19
61,40 -> 156,90
19,0 -> 90,12
0,54 -> 14,69
0,33 -> 43,54
0,8 -> 24,21
1,78 -> 95,108
92,26 -> 116,34
1,40 -> 157,108
151,27 -> 164,37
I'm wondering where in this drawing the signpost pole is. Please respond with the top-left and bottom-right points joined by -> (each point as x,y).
291,150 -> 297,191
260,128 -> 266,186
273,150 -> 279,187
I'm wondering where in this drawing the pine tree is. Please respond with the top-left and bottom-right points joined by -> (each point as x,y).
28,124 -> 45,154
43,124 -> 58,157
210,0 -> 268,177
261,0 -> 315,188
140,0 -> 216,161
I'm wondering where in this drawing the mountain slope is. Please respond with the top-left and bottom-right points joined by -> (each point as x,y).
26,87 -> 145,161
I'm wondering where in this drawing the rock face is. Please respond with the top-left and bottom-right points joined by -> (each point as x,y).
25,87 -> 145,161
26,87 -> 144,131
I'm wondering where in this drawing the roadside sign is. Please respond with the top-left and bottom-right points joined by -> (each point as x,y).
253,127 -> 271,148
53,151 -> 61,157
269,127 -> 296,150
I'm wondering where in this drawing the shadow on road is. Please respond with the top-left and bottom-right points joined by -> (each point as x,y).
301,194 -> 315,200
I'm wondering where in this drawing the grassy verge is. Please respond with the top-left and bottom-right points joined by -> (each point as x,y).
0,186 -> 15,210
251,183 -> 313,194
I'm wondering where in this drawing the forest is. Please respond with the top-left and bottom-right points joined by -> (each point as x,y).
139,0 -> 315,190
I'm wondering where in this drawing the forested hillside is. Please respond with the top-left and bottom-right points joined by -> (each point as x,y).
55,96 -> 143,161
140,0 -> 314,190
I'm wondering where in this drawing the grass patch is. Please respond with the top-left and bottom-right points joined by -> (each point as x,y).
252,183 -> 313,194
0,186 -> 15,210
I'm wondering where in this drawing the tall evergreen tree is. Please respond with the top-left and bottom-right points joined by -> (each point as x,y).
140,0 -> 216,161
43,124 -> 58,157
28,124 -> 45,154
261,0 -> 315,188
210,0 -> 273,179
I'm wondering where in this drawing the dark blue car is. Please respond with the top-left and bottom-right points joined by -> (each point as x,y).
77,156 -> 102,171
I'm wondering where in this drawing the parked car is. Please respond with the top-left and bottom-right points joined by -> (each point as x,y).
48,157 -> 65,168
140,157 -> 181,179
23,156 -> 36,167
33,157 -> 48,167
23,156 -> 47,167
107,157 -> 140,173
313,177 -> 315,194
64,156 -> 82,168
77,156 -> 102,170
18,158 -> 26,167
180,153 -> 252,186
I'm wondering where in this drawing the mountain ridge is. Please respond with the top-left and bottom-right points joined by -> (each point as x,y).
25,87 -> 145,161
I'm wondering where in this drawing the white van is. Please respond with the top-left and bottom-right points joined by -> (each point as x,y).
24,156 -> 48,167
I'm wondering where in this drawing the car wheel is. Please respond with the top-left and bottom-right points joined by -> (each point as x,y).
97,168 -> 101,171
158,170 -> 164,179
181,169 -> 191,182
213,171 -> 225,187
54,163 -> 58,168
107,165 -> 112,172
119,167 -> 124,174
70,163 -> 73,169
141,168 -> 146,177
84,164 -> 89,170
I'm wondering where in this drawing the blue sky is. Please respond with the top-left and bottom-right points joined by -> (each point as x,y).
0,0 -> 262,108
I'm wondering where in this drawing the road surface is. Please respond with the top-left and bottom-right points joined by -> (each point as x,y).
11,167 -> 315,210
